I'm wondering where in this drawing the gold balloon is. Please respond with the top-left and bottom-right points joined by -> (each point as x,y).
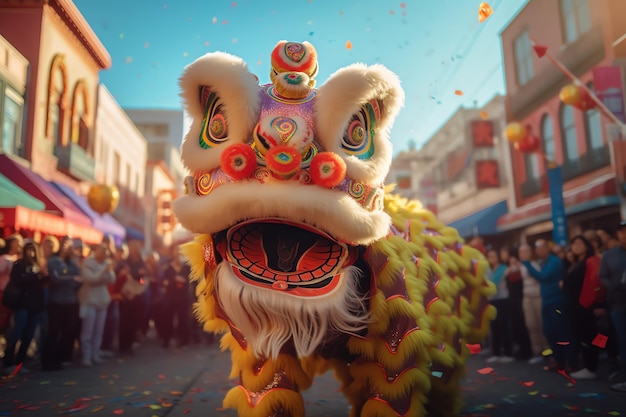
87,184 -> 120,215
559,84 -> 583,107
505,122 -> 528,143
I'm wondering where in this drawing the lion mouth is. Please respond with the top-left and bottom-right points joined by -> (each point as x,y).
225,219 -> 351,297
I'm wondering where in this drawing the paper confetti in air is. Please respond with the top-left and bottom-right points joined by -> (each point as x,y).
591,333 -> 608,348
480,111 -> 489,119
454,90 -> 464,96
345,41 -> 353,50
541,348 -> 553,356
478,2 -> 493,22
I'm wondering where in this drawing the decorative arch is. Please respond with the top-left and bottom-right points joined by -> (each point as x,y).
70,79 -> 90,151
46,54 -> 68,145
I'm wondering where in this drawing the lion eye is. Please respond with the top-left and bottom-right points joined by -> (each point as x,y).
341,100 -> 379,160
199,87 -> 228,149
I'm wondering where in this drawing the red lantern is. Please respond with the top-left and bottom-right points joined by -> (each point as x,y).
559,83 -> 597,111
514,133 -> 540,153
87,184 -> 120,215
505,122 -> 527,143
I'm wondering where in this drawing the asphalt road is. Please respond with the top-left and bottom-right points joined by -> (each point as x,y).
1,337 -> 625,417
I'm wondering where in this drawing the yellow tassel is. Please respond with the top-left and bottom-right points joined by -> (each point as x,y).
223,385 -> 305,417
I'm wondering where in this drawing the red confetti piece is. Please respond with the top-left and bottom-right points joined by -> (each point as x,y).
520,381 -> 535,387
556,341 -> 570,345
591,333 -> 608,348
466,344 -> 482,354
478,2 -> 493,23
184,409 -> 191,414
477,367 -> 494,375
158,374 -> 166,380
113,410 -> 124,415
9,363 -> 22,377
557,369 -> 576,384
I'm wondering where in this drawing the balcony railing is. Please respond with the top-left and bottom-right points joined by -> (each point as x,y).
54,143 -> 95,182
562,145 -> 611,181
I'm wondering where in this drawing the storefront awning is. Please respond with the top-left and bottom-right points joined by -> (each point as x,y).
50,181 -> 126,241
0,173 -> 45,210
0,206 -> 103,245
448,200 -> 508,238
0,154 -> 91,226
497,175 -> 618,232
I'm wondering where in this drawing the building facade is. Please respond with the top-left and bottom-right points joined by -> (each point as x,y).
498,0 -> 626,242
388,95 -> 513,244
94,85 -> 148,241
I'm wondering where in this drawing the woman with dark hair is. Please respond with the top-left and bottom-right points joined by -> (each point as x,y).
42,236 -> 82,370
486,248 -> 514,363
501,245 -> 532,361
565,235 -> 601,379
2,240 -> 47,374
0,234 -> 23,335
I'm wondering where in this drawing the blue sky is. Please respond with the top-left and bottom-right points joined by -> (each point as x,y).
74,0 -> 529,154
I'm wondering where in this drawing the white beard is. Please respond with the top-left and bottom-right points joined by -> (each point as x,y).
214,262 -> 370,359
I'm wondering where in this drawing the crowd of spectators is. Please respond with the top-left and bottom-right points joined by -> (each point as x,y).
0,233 -> 208,376
476,221 -> 626,393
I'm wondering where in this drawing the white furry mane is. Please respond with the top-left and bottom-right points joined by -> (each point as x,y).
214,262 -> 370,359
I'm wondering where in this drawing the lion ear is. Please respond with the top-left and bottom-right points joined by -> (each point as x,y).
178,52 -> 261,172
315,63 -> 404,184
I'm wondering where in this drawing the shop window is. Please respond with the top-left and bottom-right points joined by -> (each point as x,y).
560,104 -> 579,165
514,30 -> 534,86
541,114 -> 556,162
1,86 -> 24,155
561,0 -> 591,44
70,80 -> 90,151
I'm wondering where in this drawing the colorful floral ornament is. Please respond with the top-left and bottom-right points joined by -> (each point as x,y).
310,152 -> 347,188
220,143 -> 257,179
265,145 -> 302,179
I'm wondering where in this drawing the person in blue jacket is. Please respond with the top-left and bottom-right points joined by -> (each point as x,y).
520,239 -> 577,373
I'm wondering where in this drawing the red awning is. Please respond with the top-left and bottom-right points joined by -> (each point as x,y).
0,154 -> 91,226
0,206 -> 103,245
497,175 -> 617,230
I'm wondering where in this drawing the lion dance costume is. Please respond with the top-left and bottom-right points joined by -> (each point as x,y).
173,41 -> 496,417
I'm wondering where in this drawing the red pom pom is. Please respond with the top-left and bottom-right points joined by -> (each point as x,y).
310,152 -> 346,188
220,144 -> 257,179
265,145 -> 302,179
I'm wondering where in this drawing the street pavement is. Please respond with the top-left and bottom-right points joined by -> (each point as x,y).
1,336 -> 625,417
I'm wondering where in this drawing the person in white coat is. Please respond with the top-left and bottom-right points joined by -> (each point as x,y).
79,244 -> 115,367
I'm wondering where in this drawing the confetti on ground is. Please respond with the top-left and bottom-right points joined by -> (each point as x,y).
520,381 -> 534,387
528,391 -> 539,396
477,367 -> 494,375
557,369 -> 576,384
113,410 -> 124,415
592,333 -> 608,348
478,2 -> 493,22
91,405 -> 105,412
466,344 -> 481,354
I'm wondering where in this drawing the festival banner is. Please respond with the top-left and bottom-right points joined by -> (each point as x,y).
547,166 -> 567,247
471,120 -> 495,147
592,66 -> 626,123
